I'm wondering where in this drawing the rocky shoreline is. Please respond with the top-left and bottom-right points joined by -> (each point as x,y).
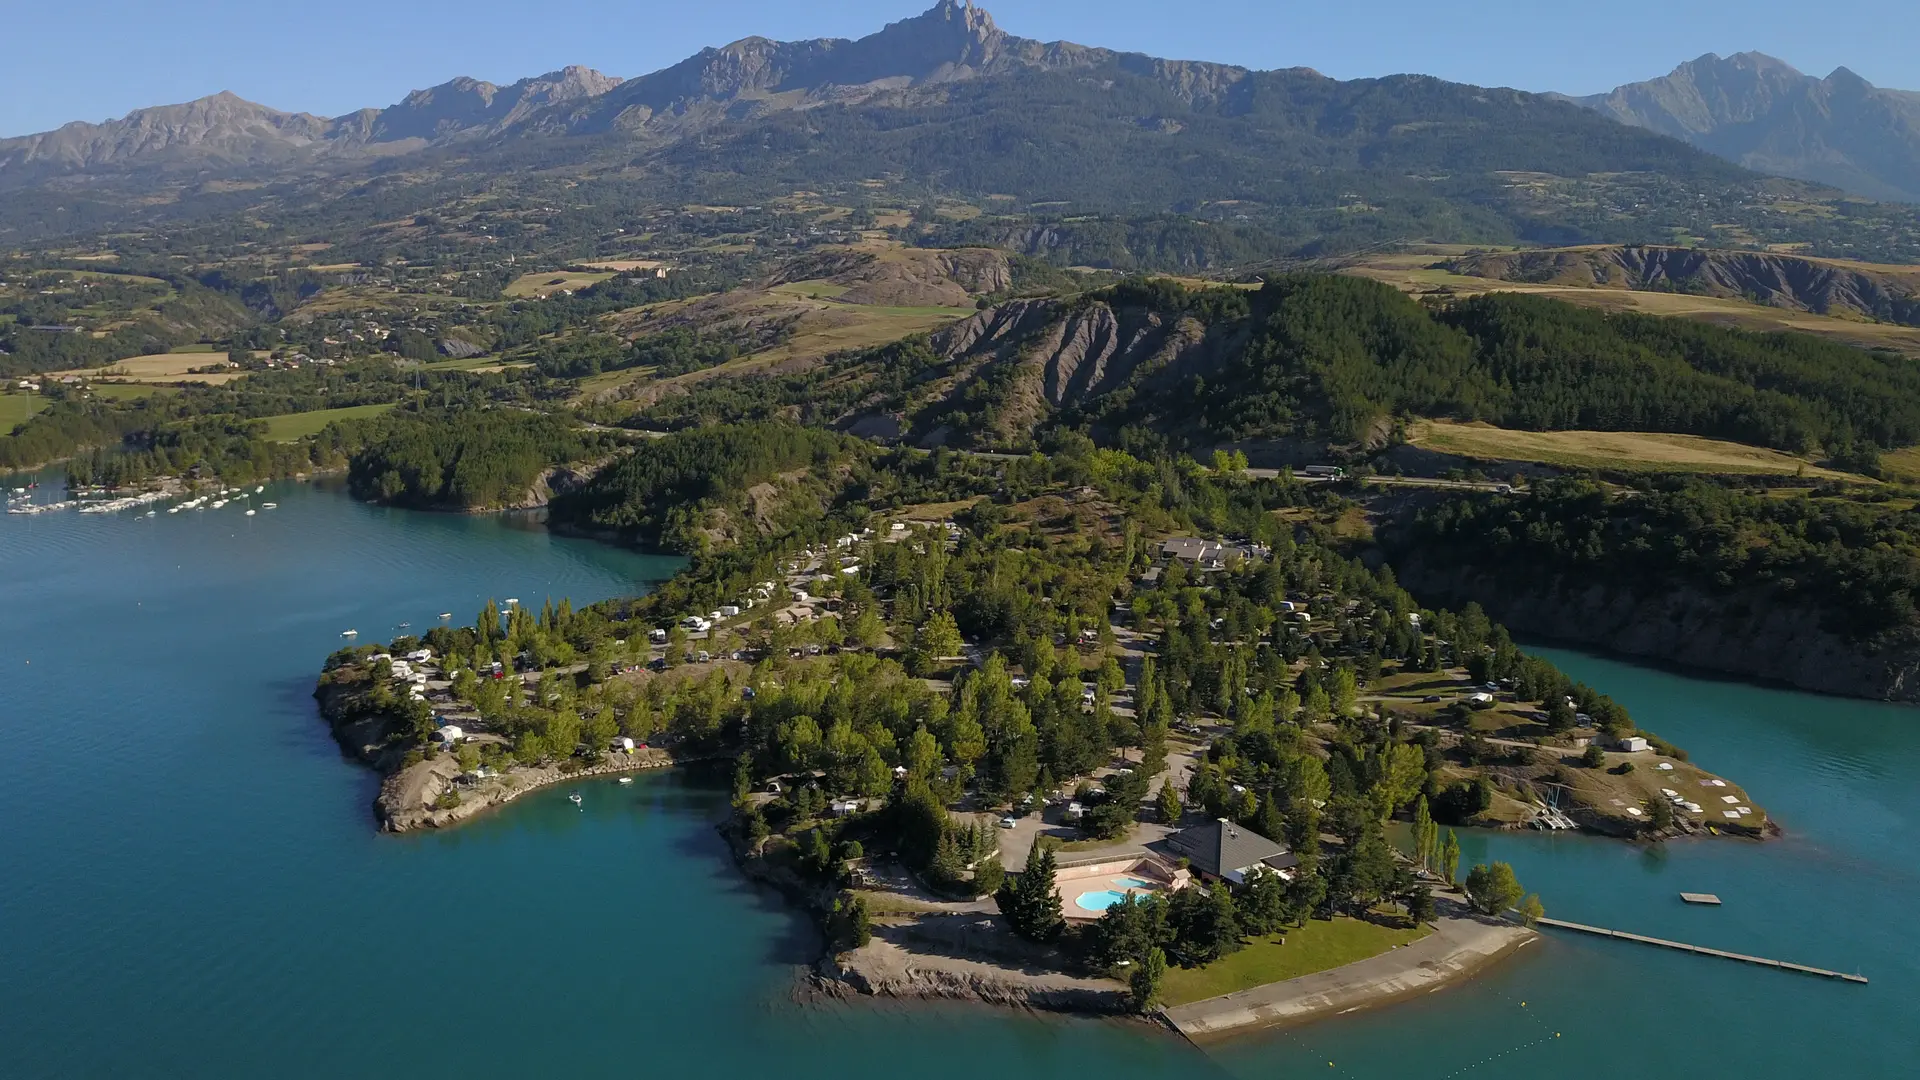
375,750 -> 675,832
313,661 -> 676,832
813,931 -> 1133,1017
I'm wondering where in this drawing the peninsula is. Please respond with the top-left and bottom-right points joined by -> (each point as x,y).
312,431 -> 1766,1033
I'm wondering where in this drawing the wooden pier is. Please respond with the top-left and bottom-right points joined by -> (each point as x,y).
1534,917 -> 1868,984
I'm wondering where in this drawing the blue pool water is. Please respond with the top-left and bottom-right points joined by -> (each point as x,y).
1116,876 -> 1158,889
1074,890 -> 1127,911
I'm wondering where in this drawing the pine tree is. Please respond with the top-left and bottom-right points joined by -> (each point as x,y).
1139,718 -> 1169,779
930,827 -> 964,887
1011,841 -> 1064,941
1157,781 -> 1183,824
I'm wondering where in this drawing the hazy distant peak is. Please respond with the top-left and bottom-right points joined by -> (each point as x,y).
1571,52 -> 1920,202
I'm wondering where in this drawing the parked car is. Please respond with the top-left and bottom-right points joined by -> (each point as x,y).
999,816 -> 1017,829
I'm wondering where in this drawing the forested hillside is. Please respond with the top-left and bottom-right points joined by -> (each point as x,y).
777,275 -> 1920,461
1395,479 -> 1920,645
346,410 -> 606,510
547,424 -> 866,551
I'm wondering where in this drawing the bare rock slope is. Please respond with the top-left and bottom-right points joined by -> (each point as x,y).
1448,246 -> 1920,328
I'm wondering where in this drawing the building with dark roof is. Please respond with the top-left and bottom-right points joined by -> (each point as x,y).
1165,819 -> 1299,885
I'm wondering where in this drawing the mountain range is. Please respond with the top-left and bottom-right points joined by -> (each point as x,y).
1565,52 -> 1920,202
1,2 -> 1918,262
0,2 -> 1244,180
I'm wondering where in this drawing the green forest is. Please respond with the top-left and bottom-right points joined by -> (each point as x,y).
346,409 -> 608,510
1394,478 -> 1920,645
1070,276 -> 1920,460
547,423 -> 866,551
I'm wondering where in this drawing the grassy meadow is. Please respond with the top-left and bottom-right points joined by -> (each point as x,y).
1408,420 -> 1864,480
259,403 -> 397,442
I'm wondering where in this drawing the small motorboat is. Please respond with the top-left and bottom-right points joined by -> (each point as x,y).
341,629 -> 358,638
255,485 -> 265,494
618,777 -> 634,785
245,509 -> 256,516
261,502 -> 277,509
568,791 -> 583,807
437,612 -> 452,620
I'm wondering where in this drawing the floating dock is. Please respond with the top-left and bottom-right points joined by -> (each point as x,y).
1679,893 -> 1722,905
1535,917 -> 1866,983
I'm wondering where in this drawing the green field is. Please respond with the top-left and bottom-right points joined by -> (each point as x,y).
1,393 -> 49,428
1409,420 -> 1866,481
1156,917 -> 1431,1007
89,383 -> 177,402
259,403 -> 397,441
503,270 -> 616,298
420,355 -> 504,371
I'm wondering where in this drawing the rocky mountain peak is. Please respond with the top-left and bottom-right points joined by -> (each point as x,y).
870,0 -> 1011,71
1572,52 -> 1920,202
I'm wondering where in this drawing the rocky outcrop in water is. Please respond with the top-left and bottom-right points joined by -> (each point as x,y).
817,915 -> 1129,1015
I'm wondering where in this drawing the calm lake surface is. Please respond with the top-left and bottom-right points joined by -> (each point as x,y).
3,477 -> 1914,1077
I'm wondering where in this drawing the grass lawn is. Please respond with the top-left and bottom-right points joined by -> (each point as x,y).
1158,917 -> 1432,1007
850,889 -> 944,916
259,402 -> 397,441
1,392 -> 49,428
1056,827 -> 1136,852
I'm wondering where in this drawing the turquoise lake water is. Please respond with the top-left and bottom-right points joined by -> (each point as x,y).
3,476 -> 1914,1077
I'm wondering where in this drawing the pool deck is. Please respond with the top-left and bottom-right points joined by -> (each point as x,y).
1162,895 -> 1536,1039
1052,855 -> 1185,920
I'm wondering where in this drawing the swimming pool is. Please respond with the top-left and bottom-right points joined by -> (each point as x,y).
1074,890 -> 1128,912
1115,876 -> 1158,889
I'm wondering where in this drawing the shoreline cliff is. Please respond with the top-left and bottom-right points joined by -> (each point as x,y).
1392,553 -> 1920,703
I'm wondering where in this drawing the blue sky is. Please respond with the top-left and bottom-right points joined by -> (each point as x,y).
5,0 -> 1916,137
